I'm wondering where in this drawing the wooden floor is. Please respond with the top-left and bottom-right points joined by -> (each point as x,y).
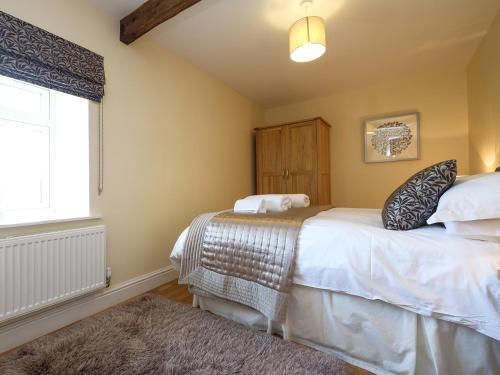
150,279 -> 192,304
150,279 -> 372,375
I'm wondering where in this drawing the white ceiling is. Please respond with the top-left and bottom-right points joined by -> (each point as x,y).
90,0 -> 500,107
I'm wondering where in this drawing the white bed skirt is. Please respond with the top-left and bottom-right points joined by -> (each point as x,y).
195,285 -> 499,375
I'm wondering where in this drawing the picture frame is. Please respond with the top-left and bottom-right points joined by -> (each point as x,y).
364,112 -> 420,163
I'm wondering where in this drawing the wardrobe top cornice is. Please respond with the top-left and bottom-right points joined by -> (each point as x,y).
254,117 -> 331,131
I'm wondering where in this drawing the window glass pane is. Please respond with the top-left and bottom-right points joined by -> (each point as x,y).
53,91 -> 89,217
0,84 -> 42,114
0,77 -> 49,119
0,121 -> 50,210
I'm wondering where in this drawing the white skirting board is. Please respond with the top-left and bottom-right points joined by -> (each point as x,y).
0,265 -> 178,354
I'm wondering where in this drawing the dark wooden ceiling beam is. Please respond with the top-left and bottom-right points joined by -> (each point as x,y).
120,0 -> 202,45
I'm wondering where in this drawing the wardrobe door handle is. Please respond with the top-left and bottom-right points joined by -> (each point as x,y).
285,169 -> 289,178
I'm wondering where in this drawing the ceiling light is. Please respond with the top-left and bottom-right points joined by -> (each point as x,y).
289,1 -> 326,63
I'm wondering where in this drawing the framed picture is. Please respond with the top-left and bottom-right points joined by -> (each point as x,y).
364,112 -> 420,163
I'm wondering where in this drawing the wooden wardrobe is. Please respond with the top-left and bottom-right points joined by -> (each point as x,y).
255,117 -> 331,205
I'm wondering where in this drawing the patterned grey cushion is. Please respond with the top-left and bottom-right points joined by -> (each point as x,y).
382,160 -> 457,230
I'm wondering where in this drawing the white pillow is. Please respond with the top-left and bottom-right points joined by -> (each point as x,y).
444,219 -> 500,243
427,172 -> 500,224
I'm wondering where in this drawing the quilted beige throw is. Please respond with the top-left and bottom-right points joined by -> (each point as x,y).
179,206 -> 330,322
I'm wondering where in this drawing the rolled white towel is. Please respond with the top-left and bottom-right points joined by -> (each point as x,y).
288,194 -> 310,208
234,198 -> 266,213
245,194 -> 291,212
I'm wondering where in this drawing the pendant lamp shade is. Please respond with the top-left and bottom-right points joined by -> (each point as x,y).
289,16 -> 326,62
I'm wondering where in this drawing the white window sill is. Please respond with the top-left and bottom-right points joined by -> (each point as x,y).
0,215 -> 102,229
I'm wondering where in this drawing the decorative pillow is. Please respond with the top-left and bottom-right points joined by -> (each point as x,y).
427,172 -> 500,224
382,160 -> 457,230
444,219 -> 500,243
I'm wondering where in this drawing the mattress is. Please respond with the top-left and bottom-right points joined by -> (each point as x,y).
170,208 -> 500,340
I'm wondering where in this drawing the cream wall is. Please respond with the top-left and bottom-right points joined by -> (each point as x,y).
265,71 -> 469,208
0,0 -> 263,286
467,11 -> 500,173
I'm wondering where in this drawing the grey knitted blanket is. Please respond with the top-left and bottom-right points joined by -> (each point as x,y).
178,207 -> 330,322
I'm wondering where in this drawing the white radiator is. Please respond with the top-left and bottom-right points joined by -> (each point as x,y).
0,225 -> 106,324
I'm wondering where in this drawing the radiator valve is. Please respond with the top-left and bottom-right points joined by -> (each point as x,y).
106,267 -> 112,287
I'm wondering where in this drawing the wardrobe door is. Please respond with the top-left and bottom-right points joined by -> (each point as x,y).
317,120 -> 331,205
256,127 -> 287,194
285,121 -> 318,204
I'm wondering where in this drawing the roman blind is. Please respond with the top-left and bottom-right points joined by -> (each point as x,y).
0,11 -> 105,102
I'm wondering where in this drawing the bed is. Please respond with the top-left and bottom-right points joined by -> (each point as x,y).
170,208 -> 500,375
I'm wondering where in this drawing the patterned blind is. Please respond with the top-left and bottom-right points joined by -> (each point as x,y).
0,11 -> 105,102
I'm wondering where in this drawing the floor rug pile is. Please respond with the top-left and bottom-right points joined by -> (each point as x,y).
0,295 -> 352,374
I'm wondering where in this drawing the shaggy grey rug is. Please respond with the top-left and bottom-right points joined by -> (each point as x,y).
0,295 -> 352,374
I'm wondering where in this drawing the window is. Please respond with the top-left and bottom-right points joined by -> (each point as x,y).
0,75 -> 90,225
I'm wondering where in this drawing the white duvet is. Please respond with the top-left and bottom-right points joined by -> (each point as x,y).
170,208 -> 500,340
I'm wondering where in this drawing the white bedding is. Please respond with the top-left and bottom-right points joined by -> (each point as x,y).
170,208 -> 500,340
